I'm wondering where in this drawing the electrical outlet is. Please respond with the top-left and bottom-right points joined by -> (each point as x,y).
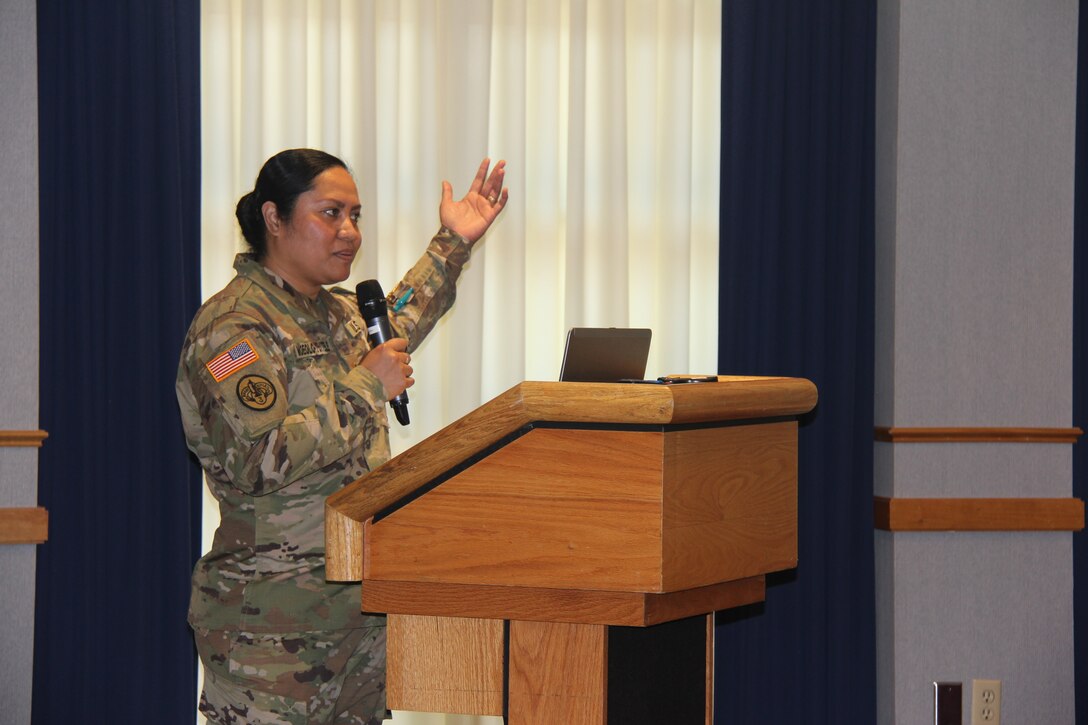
971,679 -> 1001,725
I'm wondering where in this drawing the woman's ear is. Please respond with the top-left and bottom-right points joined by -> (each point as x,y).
261,201 -> 281,237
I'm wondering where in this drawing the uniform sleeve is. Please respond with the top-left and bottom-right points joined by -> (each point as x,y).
179,311 -> 387,496
384,227 -> 473,348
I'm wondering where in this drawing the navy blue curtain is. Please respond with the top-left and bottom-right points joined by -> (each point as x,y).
1074,1 -> 1088,720
33,1 -> 203,721
715,2 -> 877,723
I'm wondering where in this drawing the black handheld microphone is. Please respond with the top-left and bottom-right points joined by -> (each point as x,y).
355,279 -> 410,426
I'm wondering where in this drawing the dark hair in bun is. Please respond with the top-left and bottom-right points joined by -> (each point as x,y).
235,148 -> 348,259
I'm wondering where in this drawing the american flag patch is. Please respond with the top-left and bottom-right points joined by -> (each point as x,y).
206,339 -> 259,382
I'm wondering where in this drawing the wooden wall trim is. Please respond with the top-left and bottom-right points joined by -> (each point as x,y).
874,427 -> 1083,443
0,430 -> 49,447
0,507 -> 49,544
873,496 -> 1084,532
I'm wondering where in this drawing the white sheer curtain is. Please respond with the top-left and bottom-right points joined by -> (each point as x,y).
198,2 -> 720,723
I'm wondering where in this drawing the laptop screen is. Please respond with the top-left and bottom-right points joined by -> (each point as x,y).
558,327 -> 652,382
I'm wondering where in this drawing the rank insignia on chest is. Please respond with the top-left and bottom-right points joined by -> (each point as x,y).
206,339 -> 259,382
346,319 -> 365,337
293,339 -> 332,359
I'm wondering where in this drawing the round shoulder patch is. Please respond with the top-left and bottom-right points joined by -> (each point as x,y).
236,374 -> 277,411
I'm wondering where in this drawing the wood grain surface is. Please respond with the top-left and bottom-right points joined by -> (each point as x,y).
873,496 -> 1085,531
326,378 -> 817,579
361,577 -> 766,627
508,620 -> 607,725
365,428 -> 664,591
363,422 -> 798,593
874,427 -> 1083,443
385,614 -> 504,716
0,507 -> 48,544
0,430 -> 48,447
662,422 -> 797,588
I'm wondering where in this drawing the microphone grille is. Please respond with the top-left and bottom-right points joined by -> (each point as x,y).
356,279 -> 385,303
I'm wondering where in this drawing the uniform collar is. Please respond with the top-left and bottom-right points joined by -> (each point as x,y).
233,253 -> 334,315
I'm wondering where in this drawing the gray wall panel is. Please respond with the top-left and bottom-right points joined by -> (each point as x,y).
0,0 -> 39,429
874,0 -> 901,424
892,534 -> 1074,724
890,443 -> 1072,497
0,0 -> 40,723
0,449 -> 40,507
874,0 -> 1077,722
0,547 -> 36,724
892,0 -> 1076,426
874,532 -> 896,725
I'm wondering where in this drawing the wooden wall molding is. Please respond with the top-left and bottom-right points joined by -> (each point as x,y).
874,427 -> 1082,443
0,507 -> 49,544
874,427 -> 1083,443
0,432 -> 49,543
874,496 -> 1084,532
0,430 -> 49,447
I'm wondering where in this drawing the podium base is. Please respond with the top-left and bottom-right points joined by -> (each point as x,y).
387,613 -> 715,725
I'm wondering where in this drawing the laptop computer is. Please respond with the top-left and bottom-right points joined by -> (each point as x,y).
558,327 -> 652,382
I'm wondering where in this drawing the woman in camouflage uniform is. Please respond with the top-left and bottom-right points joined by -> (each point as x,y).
177,149 -> 508,724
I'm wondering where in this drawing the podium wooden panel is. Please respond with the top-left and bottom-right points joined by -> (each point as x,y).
326,377 -> 816,724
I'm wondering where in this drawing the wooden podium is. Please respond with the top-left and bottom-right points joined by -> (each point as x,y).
325,376 -> 817,724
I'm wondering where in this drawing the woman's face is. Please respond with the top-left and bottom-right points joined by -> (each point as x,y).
262,166 -> 362,297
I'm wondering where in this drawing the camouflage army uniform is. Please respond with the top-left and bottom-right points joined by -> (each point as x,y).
177,228 -> 471,724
